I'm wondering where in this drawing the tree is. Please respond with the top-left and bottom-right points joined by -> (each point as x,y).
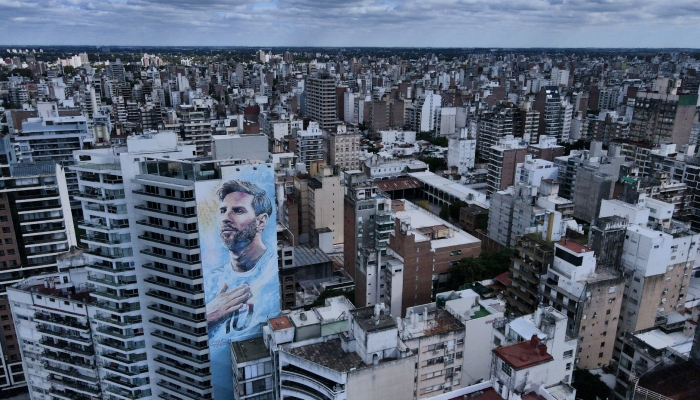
308,288 -> 355,309
449,200 -> 466,221
439,204 -> 450,220
415,200 -> 430,211
62,65 -> 75,75
433,136 -> 448,147
447,248 -> 514,290
571,369 -> 612,400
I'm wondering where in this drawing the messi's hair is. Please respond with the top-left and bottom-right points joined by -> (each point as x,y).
217,180 -> 272,217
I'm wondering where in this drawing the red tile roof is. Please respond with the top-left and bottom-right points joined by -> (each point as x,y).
269,316 -> 292,331
494,271 -> 511,287
493,336 -> 553,370
447,387 -> 503,400
556,238 -> 591,254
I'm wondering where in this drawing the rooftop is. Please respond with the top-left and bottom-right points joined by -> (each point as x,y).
287,339 -> 365,373
350,306 -> 397,333
556,238 -> 591,254
493,337 -> 553,370
293,245 -> 332,267
446,387 -> 503,400
395,200 -> 480,248
375,177 -> 423,192
269,316 -> 293,331
231,337 -> 270,364
637,360 -> 700,400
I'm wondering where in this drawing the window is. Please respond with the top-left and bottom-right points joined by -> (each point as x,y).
563,350 -> 574,359
566,362 -> 572,371
501,362 -> 512,376
598,352 -> 604,358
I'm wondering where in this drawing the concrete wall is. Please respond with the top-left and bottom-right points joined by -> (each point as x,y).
346,356 -> 416,400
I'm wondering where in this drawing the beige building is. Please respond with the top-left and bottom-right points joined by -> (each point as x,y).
308,165 -> 345,245
328,124 -> 361,170
540,239 -> 625,369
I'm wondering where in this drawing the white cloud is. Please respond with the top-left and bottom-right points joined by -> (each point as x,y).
0,0 -> 699,47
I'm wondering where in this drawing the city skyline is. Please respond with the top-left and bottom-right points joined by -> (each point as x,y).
1,0 -> 700,48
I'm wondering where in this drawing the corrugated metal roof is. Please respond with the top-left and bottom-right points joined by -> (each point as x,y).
293,245 -> 332,267
10,162 -> 56,177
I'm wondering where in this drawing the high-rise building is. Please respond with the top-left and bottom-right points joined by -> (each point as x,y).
485,136 -> 527,195
180,105 -> 212,157
629,93 -> 699,145
308,166 -> 344,246
507,234 -> 554,317
0,136 -> 77,395
327,124 -> 361,171
534,86 -> 563,141
447,124 -> 477,174
306,71 -> 337,131
540,239 -> 625,369
295,122 -> 325,169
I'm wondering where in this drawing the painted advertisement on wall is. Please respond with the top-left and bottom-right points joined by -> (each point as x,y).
195,163 -> 280,400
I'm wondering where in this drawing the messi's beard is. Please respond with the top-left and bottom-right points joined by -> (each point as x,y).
220,221 -> 258,253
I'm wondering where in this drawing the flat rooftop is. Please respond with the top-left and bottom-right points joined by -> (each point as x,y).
637,361 -> 700,400
287,339 -> 365,373
493,339 -> 553,370
350,306 -> 397,333
556,238 -> 591,254
231,337 -> 269,364
395,201 -> 480,248
293,245 -> 332,267
269,316 -> 293,331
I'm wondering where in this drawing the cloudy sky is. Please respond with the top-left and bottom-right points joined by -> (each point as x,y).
1,0 -> 699,48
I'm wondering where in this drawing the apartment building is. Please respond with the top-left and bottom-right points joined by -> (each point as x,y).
381,200 -> 481,316
491,305 -> 577,399
507,234 -> 554,317
295,122 -> 325,169
629,92 -> 698,146
306,71 -> 337,131
447,125 -> 477,174
180,105 -> 212,157
485,136 -> 527,195
8,269 -> 105,400
0,137 -> 76,395
14,107 -> 90,212
257,298 -> 416,400
327,124 -> 361,171
540,239 -> 625,369
308,166 -> 344,245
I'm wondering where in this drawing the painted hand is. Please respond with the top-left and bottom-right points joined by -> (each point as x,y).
206,283 -> 251,328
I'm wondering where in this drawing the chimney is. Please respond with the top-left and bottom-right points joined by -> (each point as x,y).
530,334 -> 539,348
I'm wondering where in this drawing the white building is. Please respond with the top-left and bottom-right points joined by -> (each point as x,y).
491,306 -> 577,400
515,156 -> 558,187
447,125 -> 477,174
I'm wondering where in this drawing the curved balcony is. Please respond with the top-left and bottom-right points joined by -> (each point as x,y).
281,368 -> 341,399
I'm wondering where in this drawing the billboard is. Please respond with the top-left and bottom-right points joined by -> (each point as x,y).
195,163 -> 280,400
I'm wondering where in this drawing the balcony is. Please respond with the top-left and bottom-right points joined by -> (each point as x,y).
280,368 -> 341,399
42,352 -> 95,372
35,313 -> 89,332
92,302 -> 140,314
84,248 -> 132,260
152,343 -> 209,365
74,192 -> 126,202
147,305 -> 205,324
156,368 -> 212,390
39,339 -> 93,356
98,339 -> 145,353
151,331 -> 207,352
146,290 -> 204,310
134,204 -> 196,219
154,356 -> 209,377
136,220 -> 197,234
138,235 -> 199,249
49,376 -> 101,396
91,290 -> 139,301
37,326 -> 91,344
105,385 -> 151,400
49,387 -> 93,400
142,263 -> 203,281
140,249 -> 200,266
81,234 -> 128,246
105,375 -> 139,389
145,277 -> 201,295
93,314 -> 142,327
78,220 -> 129,232
157,381 -> 209,400
149,317 -> 206,337
86,262 -> 135,274
43,363 -> 99,383
132,189 -> 195,202
97,327 -> 138,340
88,275 -> 137,288
104,363 -> 148,378
101,352 -> 147,365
